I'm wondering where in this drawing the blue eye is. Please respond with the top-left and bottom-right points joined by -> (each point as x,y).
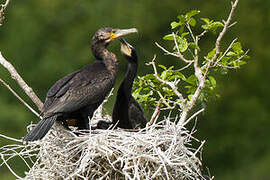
107,28 -> 112,32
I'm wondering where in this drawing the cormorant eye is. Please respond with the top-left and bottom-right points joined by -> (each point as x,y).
107,28 -> 112,33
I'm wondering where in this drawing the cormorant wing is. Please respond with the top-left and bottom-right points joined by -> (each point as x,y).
128,97 -> 147,128
42,70 -> 81,113
42,62 -> 114,116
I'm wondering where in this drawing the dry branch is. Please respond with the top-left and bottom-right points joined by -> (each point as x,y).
0,0 -> 11,26
0,78 -> 41,118
0,52 -> 43,111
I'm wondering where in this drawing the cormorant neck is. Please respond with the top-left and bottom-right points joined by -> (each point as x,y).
92,44 -> 118,75
120,61 -> 138,100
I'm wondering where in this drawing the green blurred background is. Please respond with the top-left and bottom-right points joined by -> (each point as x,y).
0,0 -> 269,179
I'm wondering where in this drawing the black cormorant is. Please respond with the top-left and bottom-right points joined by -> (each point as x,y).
23,28 -> 138,141
112,38 -> 147,129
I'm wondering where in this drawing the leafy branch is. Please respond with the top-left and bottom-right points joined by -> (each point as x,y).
134,0 -> 249,125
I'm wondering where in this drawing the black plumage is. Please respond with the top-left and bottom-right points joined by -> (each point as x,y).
112,38 -> 147,129
23,27 -> 137,141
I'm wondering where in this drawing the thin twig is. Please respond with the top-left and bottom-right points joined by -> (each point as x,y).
170,62 -> 193,72
1,154 -> 23,179
148,99 -> 163,126
0,78 -> 41,118
212,0 -> 239,63
182,108 -> 205,126
214,38 -> 238,66
0,0 -> 11,26
146,55 -> 185,103
0,52 -> 43,110
155,42 -> 193,63
0,133 -> 22,143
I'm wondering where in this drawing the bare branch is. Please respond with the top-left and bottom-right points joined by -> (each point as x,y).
0,133 -> 22,143
170,62 -> 193,72
148,99 -> 163,126
212,0 -> 239,63
0,0 -> 11,26
197,30 -> 208,40
0,52 -> 43,111
1,154 -> 23,179
214,38 -> 238,66
185,23 -> 196,42
155,42 -> 193,63
146,55 -> 185,103
182,108 -> 205,126
0,78 -> 41,118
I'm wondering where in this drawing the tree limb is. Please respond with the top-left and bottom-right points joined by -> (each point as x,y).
0,0 -> 11,26
0,52 -> 43,111
0,78 -> 41,118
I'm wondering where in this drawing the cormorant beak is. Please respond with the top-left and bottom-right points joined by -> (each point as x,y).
120,38 -> 133,57
110,28 -> 138,40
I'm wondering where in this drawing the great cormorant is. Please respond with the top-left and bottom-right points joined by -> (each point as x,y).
112,38 -> 147,129
23,28 -> 138,141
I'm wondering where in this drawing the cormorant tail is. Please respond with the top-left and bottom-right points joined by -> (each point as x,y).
23,116 -> 57,142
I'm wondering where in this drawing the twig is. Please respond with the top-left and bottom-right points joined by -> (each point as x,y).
0,133 -> 22,143
0,51 -> 43,111
170,62 -> 193,72
197,30 -> 208,40
214,38 -> 238,66
0,0 -> 11,26
212,0 -> 239,63
148,99 -> 163,126
182,108 -> 205,126
146,55 -> 185,103
155,42 -> 193,63
1,154 -> 23,179
0,78 -> 41,118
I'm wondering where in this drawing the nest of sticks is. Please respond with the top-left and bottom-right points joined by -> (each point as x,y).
1,105 -> 205,180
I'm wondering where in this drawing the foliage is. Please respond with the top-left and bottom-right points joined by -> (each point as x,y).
133,9 -> 249,114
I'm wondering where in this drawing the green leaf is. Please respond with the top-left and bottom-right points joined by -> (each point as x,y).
232,42 -> 244,55
226,51 -> 237,57
177,37 -> 188,52
208,76 -> 216,88
186,10 -> 200,19
177,15 -> 186,25
189,42 -> 200,50
160,71 -> 167,80
189,17 -> 197,27
185,75 -> 197,85
201,18 -> 223,33
168,66 -> 174,71
208,21 -> 224,33
181,32 -> 190,38
201,18 -> 210,24
158,64 -> 167,70
163,34 -> 174,40
238,61 -> 247,66
206,48 -> 216,59
188,94 -> 193,101
171,21 -> 181,29
179,26 -> 185,34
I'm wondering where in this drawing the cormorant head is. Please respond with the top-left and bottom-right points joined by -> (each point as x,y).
92,27 -> 137,47
119,38 -> 138,63
91,27 -> 137,60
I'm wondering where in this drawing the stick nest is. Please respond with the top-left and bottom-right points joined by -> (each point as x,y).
1,109 -> 205,180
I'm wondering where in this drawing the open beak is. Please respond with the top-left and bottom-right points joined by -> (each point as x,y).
119,38 -> 132,56
110,28 -> 138,40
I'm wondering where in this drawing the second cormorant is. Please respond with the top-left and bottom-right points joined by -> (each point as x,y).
112,38 -> 147,129
23,27 -> 138,141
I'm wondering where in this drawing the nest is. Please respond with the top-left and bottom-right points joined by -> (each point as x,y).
1,106 -> 206,179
